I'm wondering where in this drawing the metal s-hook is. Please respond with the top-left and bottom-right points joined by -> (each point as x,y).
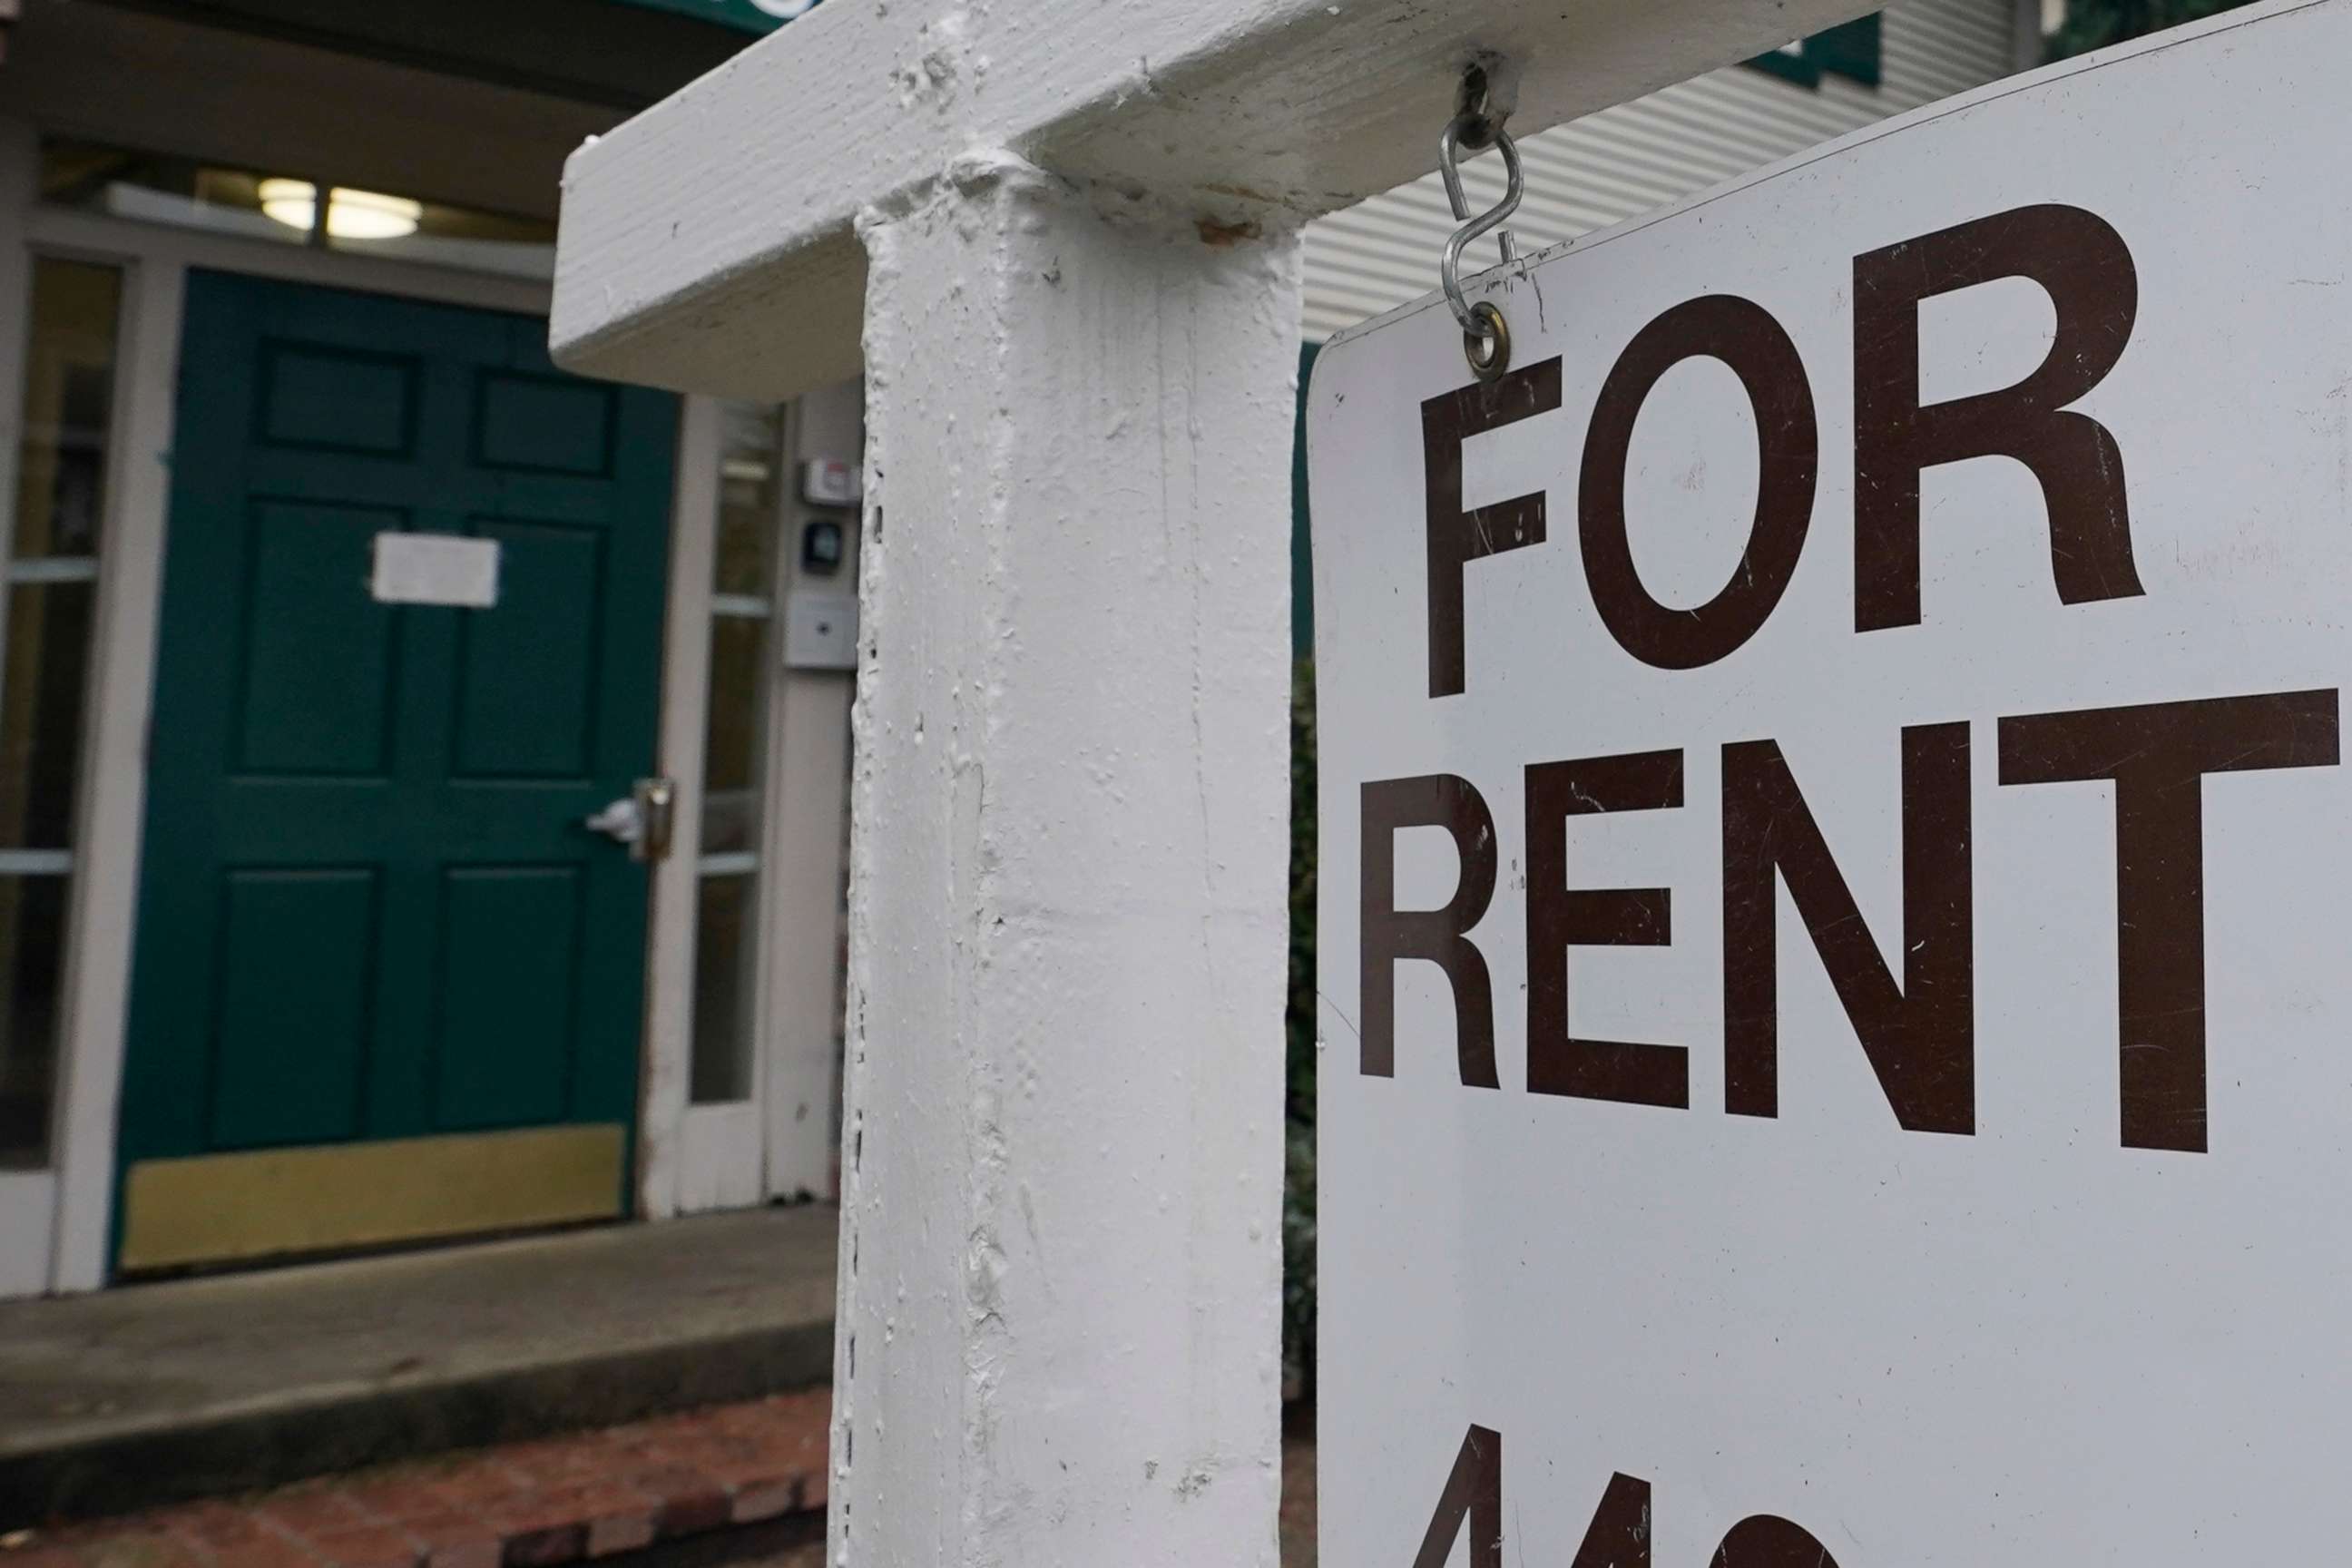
1438,66 -> 1524,382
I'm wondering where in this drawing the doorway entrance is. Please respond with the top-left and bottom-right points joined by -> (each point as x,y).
113,270 -> 677,1273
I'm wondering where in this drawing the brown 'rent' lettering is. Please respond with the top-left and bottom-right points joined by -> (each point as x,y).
1723,723 -> 1975,1133
1423,360 -> 1563,698
1526,750 -> 1690,1109
1360,775 -> 1499,1085
1854,203 -> 2142,632
1580,295 -> 1818,670
1998,689 -> 2340,1152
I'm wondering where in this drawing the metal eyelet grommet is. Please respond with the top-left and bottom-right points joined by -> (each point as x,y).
1464,300 -> 1510,381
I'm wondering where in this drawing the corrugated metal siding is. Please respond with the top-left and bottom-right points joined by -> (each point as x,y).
1300,0 -> 2021,340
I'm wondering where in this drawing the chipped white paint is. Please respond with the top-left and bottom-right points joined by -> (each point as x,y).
547,0 -> 1931,1561
550,0 -> 1883,403
835,155 -> 1298,1565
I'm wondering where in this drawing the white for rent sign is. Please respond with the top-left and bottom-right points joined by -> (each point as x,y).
1308,2 -> 2352,1562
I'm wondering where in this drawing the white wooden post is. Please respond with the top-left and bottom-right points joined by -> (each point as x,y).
840,157 -> 1299,1560
550,4 -> 1877,1560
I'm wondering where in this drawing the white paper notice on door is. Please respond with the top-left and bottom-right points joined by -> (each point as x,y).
371,534 -> 500,609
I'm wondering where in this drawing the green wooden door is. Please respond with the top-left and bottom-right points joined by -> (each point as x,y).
116,272 -> 676,1272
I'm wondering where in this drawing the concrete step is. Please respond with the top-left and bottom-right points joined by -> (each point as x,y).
0,1208 -> 838,1525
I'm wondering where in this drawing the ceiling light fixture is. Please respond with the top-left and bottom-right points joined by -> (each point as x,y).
257,179 -> 423,241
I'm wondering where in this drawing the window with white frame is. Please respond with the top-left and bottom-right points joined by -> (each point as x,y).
691,404 -> 786,1104
0,256 -> 120,1167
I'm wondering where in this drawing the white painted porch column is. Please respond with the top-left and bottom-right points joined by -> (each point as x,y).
552,6 -> 1884,1558
837,155 -> 1299,1564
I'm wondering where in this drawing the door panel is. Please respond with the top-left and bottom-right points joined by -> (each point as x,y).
475,373 -> 615,475
211,868 -> 378,1150
453,518 -> 603,776
435,864 -> 583,1131
116,271 -> 676,1272
237,501 -> 402,773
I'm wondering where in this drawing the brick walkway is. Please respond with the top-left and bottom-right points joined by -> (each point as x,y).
0,1393 -> 828,1568
0,1393 -> 1323,1567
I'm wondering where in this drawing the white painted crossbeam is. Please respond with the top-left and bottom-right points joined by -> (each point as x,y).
550,0 -> 1875,403
546,3 -> 1877,1563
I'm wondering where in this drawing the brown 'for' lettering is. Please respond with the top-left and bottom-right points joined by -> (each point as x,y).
1359,775 -> 1499,1085
1422,360 -> 1563,698
1525,750 -> 1690,1108
1854,203 -> 2142,632
1723,723 -> 1975,1133
1998,689 -> 2339,1152
1580,294 -> 1818,670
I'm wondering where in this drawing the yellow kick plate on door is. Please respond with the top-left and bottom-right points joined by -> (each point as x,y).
118,1124 -> 626,1272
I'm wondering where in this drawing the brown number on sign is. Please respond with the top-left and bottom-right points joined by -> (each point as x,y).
1411,1425 -> 1502,1568
1411,1426 -> 1845,1567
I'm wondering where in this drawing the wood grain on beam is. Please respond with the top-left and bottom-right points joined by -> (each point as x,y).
553,0 -> 1873,398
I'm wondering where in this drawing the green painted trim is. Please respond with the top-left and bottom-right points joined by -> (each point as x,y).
1293,342 -> 1321,660
1812,14 -> 1884,88
604,0 -> 804,34
1745,42 -> 1823,88
1745,13 -> 1883,91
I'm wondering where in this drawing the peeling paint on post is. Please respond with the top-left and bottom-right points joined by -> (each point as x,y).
837,154 -> 1299,1564
549,0 -> 1906,1561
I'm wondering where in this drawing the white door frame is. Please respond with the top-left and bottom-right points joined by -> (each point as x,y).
759,380 -> 861,1202
0,113 -> 847,1286
0,117 -> 50,1298
0,114 -> 606,1293
642,391 -> 729,1219
644,387 -> 861,1217
662,396 -> 784,1217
